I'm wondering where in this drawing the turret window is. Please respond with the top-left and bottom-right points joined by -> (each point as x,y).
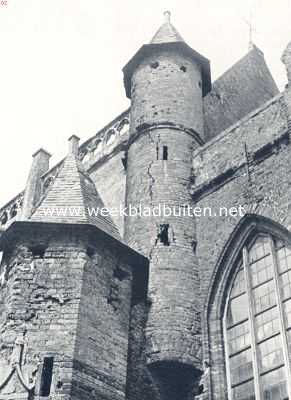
163,146 -> 168,160
158,224 -> 170,246
224,235 -> 291,399
30,244 -> 46,259
150,61 -> 159,69
40,357 -> 54,396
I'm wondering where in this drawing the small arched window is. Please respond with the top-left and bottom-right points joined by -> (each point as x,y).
224,234 -> 291,400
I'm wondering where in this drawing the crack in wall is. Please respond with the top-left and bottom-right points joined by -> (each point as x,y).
146,132 -> 161,205
148,236 -> 159,263
147,161 -> 155,205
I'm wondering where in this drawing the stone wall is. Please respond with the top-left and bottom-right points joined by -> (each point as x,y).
193,93 -> 287,299
130,49 -> 204,137
125,127 -> 202,370
0,223 -> 136,400
192,91 -> 291,398
0,224 -> 83,399
71,242 -> 133,400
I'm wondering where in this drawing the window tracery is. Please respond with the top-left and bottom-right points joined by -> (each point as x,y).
224,235 -> 291,400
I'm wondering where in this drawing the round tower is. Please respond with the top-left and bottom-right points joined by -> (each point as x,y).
123,11 -> 211,398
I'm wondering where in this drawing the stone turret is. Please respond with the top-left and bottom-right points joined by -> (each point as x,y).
123,12 -> 210,399
123,11 -> 211,141
0,137 -> 148,400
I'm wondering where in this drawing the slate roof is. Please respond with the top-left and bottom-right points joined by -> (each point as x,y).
203,45 -> 279,141
123,12 -> 211,98
150,12 -> 184,44
30,151 -> 122,241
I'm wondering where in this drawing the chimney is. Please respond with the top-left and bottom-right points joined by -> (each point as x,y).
21,149 -> 51,219
68,135 -> 80,156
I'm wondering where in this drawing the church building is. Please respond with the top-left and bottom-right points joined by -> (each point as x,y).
0,11 -> 291,400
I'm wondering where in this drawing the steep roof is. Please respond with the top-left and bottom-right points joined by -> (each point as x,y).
30,147 -> 121,241
123,11 -> 211,98
203,45 -> 279,141
150,11 -> 184,44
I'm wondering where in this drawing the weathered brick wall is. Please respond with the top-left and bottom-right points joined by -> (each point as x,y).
71,243 -> 133,400
192,91 -> 291,399
0,224 -> 84,399
130,49 -> 204,137
124,43 -> 206,399
193,93 -> 287,305
0,224 -> 135,400
125,128 -> 201,372
125,302 -> 161,400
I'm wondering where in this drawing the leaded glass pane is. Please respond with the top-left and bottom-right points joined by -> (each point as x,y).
228,320 -> 251,354
230,268 -> 246,298
261,367 -> 288,400
250,254 -> 274,288
227,293 -> 248,327
283,299 -> 291,329
249,237 -> 271,264
232,380 -> 255,400
255,307 -> 280,342
230,348 -> 253,385
279,270 -> 291,300
258,335 -> 284,373
276,245 -> 291,274
253,280 -> 276,315
287,330 -> 291,355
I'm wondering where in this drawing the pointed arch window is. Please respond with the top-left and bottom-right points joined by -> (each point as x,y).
224,235 -> 291,400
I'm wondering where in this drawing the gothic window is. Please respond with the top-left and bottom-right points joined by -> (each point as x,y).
224,235 -> 291,400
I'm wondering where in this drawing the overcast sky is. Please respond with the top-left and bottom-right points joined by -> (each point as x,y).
0,0 -> 291,206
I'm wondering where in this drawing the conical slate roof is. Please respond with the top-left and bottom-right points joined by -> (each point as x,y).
151,11 -> 184,44
123,11 -> 211,98
30,142 -> 121,241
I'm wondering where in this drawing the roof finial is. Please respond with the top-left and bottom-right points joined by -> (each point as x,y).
164,10 -> 171,24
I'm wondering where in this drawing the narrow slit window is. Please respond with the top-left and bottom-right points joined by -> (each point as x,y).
30,245 -> 46,259
40,357 -> 54,397
158,224 -> 170,246
163,146 -> 168,160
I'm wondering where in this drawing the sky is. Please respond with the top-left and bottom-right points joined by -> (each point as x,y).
0,0 -> 291,206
